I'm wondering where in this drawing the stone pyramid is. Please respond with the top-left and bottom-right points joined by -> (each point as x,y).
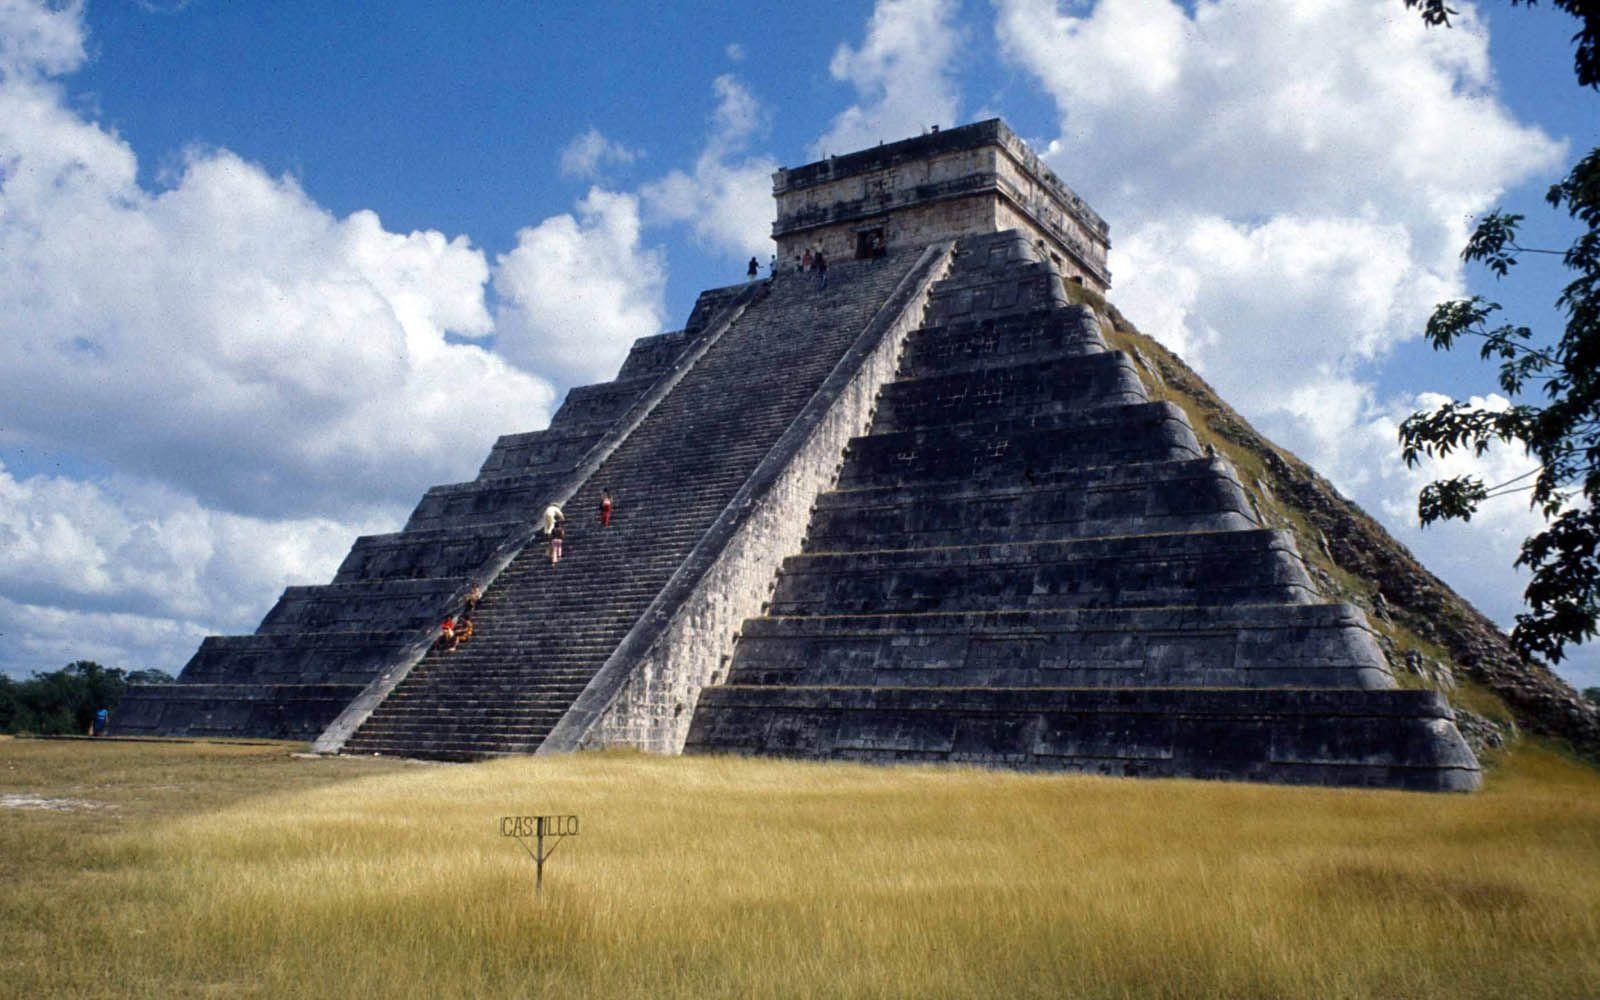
117,119 -> 1491,790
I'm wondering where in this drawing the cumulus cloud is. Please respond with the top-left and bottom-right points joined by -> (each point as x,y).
493,187 -> 667,388
998,0 -> 1556,239
0,17 -> 555,520
997,0 -> 1560,380
641,74 -> 777,260
559,126 -> 641,180
1109,212 -> 1452,411
0,596 -> 206,676
0,459 -> 377,675
996,0 -> 1590,677
813,0 -> 962,158
0,461 -> 367,625
0,0 -> 82,78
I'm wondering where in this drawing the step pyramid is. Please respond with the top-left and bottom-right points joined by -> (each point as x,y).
684,232 -> 1480,791
114,118 -> 1492,790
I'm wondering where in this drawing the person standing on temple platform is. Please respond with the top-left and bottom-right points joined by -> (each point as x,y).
599,489 -> 613,528
747,256 -> 759,279
814,249 -> 828,290
801,248 -> 813,271
549,519 -> 566,565
464,583 -> 482,619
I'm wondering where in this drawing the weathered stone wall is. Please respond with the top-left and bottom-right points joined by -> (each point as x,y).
538,243 -> 956,754
994,200 -> 1101,289
773,120 -> 1110,291
778,193 -> 995,274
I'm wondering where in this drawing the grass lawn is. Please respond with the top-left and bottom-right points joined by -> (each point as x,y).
2,735 -> 1597,999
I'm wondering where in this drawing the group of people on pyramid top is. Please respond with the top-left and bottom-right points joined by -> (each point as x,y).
800,247 -> 828,290
744,249 -> 829,288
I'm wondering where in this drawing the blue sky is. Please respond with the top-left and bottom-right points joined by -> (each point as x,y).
1,0 -> 1596,690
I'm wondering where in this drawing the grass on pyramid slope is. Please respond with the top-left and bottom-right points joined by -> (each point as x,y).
2,737 -> 1597,999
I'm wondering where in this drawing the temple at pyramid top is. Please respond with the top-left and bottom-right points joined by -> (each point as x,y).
772,119 -> 1112,292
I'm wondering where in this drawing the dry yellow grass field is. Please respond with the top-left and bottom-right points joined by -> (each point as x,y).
2,735 -> 1597,999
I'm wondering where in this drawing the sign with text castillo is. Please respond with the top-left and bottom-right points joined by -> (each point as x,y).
500,814 -> 579,894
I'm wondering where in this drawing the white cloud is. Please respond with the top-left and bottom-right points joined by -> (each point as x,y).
0,596 -> 206,677
558,126 -> 641,180
725,42 -> 745,62
0,0 -> 82,79
0,32 -> 555,519
641,74 -> 777,260
999,0 -> 1555,244
0,459 -> 376,676
493,187 -> 668,388
813,0 -> 962,158
1109,212 -> 1452,411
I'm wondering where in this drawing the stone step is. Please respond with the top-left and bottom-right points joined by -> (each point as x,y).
355,719 -> 563,736
871,350 -> 1147,432
342,739 -> 543,760
726,603 -> 1392,690
808,458 -> 1257,550
685,685 -> 1481,792
769,529 -> 1316,615
173,630 -> 421,685
334,523 -> 529,584
473,427 -> 607,483
257,578 -> 469,634
112,682 -> 365,740
836,402 -> 1203,491
899,305 -> 1105,378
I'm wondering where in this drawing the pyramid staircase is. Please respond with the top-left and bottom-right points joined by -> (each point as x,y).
335,251 -> 928,758
685,232 -> 1480,791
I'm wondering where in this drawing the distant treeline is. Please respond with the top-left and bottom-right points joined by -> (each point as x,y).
1,661 -> 175,735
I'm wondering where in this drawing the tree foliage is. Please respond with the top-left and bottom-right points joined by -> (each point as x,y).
0,661 -> 173,735
1403,1 -> 1598,86
1398,1 -> 1600,663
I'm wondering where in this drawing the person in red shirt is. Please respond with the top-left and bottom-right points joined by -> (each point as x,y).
599,489 -> 613,528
